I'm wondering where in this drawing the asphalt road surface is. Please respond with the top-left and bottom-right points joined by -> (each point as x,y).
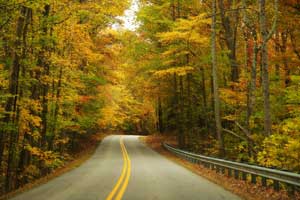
11,135 -> 241,200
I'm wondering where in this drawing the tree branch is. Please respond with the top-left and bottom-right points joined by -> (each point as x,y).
265,0 -> 278,43
222,128 -> 247,141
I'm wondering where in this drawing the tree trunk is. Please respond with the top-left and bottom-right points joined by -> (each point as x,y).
247,38 -> 258,132
186,73 -> 192,144
275,32 -> 280,79
171,0 -> 176,21
48,65 -> 62,150
173,73 -> 180,142
176,0 -> 180,18
290,30 -> 300,61
200,67 -> 208,131
5,6 -> 30,192
280,31 -> 291,87
40,4 -> 51,151
157,97 -> 164,133
186,73 -> 192,127
16,7 -> 32,188
218,0 -> 239,82
212,0 -> 225,156
260,0 -> 277,136
178,76 -> 185,148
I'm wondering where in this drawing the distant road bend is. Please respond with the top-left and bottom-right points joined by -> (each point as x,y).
11,135 -> 241,200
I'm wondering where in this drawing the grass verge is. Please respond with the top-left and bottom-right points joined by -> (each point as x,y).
140,134 -> 300,200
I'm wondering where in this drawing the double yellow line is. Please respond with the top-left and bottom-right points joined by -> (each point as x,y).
106,137 -> 131,200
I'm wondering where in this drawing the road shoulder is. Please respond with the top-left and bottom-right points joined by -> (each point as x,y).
140,135 -> 294,200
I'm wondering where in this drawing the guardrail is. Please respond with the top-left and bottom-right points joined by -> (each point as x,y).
163,143 -> 300,193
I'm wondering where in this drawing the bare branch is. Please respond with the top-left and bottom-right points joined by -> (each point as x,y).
222,128 -> 247,141
265,0 -> 278,43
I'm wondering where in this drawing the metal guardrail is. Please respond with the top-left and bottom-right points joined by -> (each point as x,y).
163,143 -> 300,192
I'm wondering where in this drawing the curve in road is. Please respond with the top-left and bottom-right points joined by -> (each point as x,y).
11,135 -> 241,200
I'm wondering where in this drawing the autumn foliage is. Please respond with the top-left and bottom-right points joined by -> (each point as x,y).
0,0 -> 129,193
0,0 -> 300,196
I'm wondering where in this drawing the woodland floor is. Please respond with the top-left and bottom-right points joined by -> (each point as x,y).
0,133 -> 110,200
140,134 -> 300,200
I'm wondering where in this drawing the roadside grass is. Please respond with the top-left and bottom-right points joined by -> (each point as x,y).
0,133 -> 110,200
140,134 -> 300,200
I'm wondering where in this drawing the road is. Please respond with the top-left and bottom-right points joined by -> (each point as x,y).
11,135 -> 241,200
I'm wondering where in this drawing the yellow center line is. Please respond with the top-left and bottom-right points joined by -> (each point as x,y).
105,137 -> 131,200
115,140 -> 131,200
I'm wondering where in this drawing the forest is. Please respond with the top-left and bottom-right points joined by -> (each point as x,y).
0,0 -> 300,195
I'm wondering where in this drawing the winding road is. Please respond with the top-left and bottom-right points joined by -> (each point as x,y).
11,135 -> 241,200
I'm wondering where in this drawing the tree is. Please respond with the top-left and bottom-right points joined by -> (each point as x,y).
0,0 -> 129,193
259,0 -> 278,136
212,0 -> 224,156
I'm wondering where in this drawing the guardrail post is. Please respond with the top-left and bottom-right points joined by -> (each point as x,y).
261,177 -> 267,187
287,184 -> 295,197
228,168 -> 232,177
273,180 -> 280,191
234,170 -> 239,179
163,143 -> 300,191
221,167 -> 225,174
242,172 -> 247,181
251,174 -> 256,184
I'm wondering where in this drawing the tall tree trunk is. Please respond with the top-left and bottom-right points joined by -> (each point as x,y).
48,66 -> 63,150
171,0 -> 176,21
178,76 -> 185,148
218,0 -> 239,82
200,67 -> 208,131
177,0 -> 181,18
290,30 -> 300,61
275,32 -> 280,79
5,6 -> 30,192
16,7 -> 32,188
212,0 -> 224,156
247,41 -> 258,131
186,73 -> 192,144
259,0 -> 278,136
40,4 -> 51,151
186,73 -> 192,127
243,0 -> 251,132
173,73 -> 180,142
157,97 -> 164,134
280,31 -> 290,87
